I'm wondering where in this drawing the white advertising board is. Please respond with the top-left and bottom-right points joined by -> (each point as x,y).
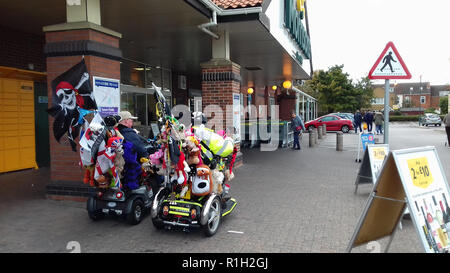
367,144 -> 389,184
93,76 -> 120,117
393,146 -> 450,253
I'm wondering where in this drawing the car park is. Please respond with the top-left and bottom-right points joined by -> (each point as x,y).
305,114 -> 354,133
419,113 -> 442,126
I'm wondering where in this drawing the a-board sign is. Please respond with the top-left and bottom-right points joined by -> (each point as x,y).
356,133 -> 375,162
347,146 -> 450,253
354,144 -> 389,194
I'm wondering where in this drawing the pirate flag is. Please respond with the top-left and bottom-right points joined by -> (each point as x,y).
47,59 -> 97,151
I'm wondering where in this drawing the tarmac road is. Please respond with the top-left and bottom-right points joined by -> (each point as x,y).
0,122 -> 448,253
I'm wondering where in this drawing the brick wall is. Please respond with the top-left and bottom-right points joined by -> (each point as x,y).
45,29 -> 120,183
201,60 -> 242,158
0,26 -> 46,72
201,61 -> 240,132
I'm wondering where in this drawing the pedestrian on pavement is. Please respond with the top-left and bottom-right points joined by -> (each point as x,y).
364,110 -> 374,132
443,112 -> 450,147
374,111 -> 384,135
117,111 -> 149,159
291,111 -> 306,150
354,110 -> 363,133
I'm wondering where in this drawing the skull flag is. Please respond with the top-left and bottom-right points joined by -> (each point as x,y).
47,59 -> 97,151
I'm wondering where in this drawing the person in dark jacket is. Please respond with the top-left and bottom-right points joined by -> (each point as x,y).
291,111 -> 306,150
354,110 -> 363,133
117,111 -> 149,160
364,110 -> 374,132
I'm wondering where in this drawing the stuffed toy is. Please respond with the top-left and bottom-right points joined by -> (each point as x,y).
79,120 -> 104,187
211,168 -> 224,194
121,141 -> 141,190
193,125 -> 234,158
170,152 -> 191,198
191,164 -> 213,196
184,136 -> 202,166
224,168 -> 235,182
94,137 -> 124,189
150,148 -> 165,175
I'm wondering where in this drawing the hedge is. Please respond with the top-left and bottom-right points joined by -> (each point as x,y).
388,115 -> 445,122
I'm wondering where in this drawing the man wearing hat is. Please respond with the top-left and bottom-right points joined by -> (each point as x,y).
117,111 -> 149,159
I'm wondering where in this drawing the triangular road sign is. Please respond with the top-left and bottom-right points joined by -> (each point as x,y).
368,41 -> 412,79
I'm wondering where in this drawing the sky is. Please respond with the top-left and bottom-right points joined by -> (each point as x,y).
306,0 -> 450,85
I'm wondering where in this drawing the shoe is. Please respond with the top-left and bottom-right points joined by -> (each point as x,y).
295,148 -> 301,150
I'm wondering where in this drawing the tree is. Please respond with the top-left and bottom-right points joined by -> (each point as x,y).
304,65 -> 374,113
440,96 -> 448,114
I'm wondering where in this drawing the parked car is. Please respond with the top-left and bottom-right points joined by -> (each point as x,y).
419,113 -> 442,126
305,114 -> 354,133
329,112 -> 355,125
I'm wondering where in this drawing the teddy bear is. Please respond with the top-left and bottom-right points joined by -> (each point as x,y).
211,168 -> 224,194
184,136 -> 202,166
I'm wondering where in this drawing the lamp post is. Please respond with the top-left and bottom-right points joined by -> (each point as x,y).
419,75 -> 422,114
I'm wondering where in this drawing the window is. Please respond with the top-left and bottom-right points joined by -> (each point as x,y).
371,98 -> 384,105
120,59 -> 172,126
322,116 -> 337,122
420,96 -> 426,104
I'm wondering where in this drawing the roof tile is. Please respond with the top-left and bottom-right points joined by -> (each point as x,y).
212,0 -> 263,9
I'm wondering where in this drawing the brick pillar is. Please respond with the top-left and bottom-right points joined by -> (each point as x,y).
43,25 -> 121,199
201,58 -> 243,167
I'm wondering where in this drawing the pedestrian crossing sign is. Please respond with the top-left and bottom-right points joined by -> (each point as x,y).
368,41 -> 412,79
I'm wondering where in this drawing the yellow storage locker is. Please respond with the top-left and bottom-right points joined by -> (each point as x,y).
0,78 -> 37,173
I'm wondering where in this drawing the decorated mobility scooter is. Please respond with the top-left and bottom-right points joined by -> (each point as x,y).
83,114 -> 158,225
148,84 -> 238,236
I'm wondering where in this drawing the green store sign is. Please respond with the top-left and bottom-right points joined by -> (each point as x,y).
284,0 -> 311,61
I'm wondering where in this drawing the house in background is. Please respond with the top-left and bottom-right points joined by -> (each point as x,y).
370,82 -> 449,115
370,83 -> 396,111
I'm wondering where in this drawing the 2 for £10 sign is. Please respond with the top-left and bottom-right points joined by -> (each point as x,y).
407,157 -> 434,189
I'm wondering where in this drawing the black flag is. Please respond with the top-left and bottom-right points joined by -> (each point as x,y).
47,59 -> 97,151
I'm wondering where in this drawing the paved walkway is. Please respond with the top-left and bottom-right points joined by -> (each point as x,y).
0,122 -> 448,253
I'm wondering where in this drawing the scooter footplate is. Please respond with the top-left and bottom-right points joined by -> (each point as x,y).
222,198 -> 237,217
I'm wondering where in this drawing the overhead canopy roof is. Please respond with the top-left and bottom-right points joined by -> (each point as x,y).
0,0 -> 311,87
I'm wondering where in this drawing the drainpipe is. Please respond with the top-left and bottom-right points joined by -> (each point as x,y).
197,0 -> 262,39
198,10 -> 220,39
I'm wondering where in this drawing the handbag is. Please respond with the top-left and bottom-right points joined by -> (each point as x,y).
295,126 -> 303,131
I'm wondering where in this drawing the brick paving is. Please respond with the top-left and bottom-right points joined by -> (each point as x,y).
0,122 -> 448,253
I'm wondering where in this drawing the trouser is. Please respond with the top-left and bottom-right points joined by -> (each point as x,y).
446,126 -> 450,145
376,125 -> 383,134
367,122 -> 373,132
293,131 -> 300,149
355,123 -> 362,133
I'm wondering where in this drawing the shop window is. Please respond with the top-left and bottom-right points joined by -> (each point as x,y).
120,59 -> 172,126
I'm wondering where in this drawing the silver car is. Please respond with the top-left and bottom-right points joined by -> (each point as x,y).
419,113 -> 442,126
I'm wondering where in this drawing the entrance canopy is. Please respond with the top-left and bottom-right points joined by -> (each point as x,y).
0,0 -> 311,86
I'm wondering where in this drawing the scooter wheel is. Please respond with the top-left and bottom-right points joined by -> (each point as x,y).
88,210 -> 104,221
202,196 -> 221,237
127,199 -> 144,225
152,218 -> 164,230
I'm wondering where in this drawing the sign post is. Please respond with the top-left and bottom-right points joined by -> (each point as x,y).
347,146 -> 450,253
368,41 -> 411,145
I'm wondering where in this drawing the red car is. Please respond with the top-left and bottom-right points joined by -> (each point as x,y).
304,114 -> 354,133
